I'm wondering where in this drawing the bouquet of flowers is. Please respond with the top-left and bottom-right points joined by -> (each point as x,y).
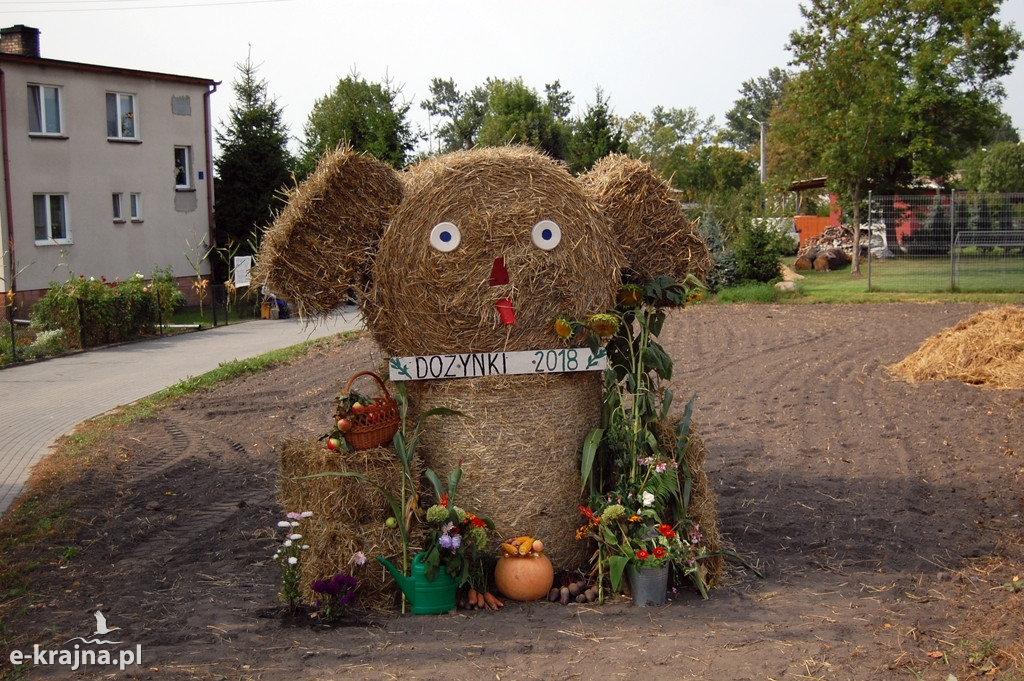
579,454 -> 711,597
420,462 -> 494,590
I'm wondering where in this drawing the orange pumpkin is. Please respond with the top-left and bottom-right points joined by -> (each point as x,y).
494,552 -> 554,601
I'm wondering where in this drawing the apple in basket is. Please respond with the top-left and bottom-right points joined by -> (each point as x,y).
350,402 -> 366,415
337,417 -> 352,433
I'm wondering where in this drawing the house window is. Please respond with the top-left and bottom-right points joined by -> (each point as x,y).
112,192 -> 124,221
174,146 -> 191,188
28,84 -> 62,135
33,193 -> 70,243
106,92 -> 137,139
130,192 -> 142,221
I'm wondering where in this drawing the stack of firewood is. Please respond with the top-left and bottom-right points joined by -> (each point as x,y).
794,225 -> 855,271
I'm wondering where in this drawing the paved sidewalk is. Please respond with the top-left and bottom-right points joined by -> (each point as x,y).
0,309 -> 363,515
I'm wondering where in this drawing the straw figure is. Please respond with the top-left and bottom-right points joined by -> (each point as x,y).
256,145 -> 710,570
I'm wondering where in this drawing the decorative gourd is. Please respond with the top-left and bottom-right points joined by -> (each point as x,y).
494,537 -> 554,601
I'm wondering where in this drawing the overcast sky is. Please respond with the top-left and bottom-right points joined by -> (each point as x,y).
7,0 -> 1024,156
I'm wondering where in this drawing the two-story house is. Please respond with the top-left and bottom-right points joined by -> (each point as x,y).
0,24 -> 218,315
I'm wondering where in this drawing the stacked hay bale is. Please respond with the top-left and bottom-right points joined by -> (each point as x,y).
258,144 -> 721,582
254,147 -> 403,318
889,305 -> 1024,390
580,153 -> 712,285
278,438 -> 420,612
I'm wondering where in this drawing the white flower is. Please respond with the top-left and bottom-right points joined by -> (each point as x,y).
283,540 -> 293,547
287,556 -> 298,565
301,545 -> 310,550
642,491 -> 655,508
277,521 -> 291,528
290,521 -> 300,527
350,551 -> 367,567
288,533 -> 302,541
301,511 -> 313,518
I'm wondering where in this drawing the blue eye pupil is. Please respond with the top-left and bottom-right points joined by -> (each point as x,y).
440,231 -> 452,243
541,228 -> 553,241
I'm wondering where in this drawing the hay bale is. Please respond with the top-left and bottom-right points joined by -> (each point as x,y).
889,305 -> 1024,390
278,437 -> 420,612
579,154 -> 712,286
407,372 -> 604,571
253,146 -> 403,319
366,146 -> 622,357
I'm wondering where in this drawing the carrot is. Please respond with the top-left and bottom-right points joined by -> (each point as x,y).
483,592 -> 503,610
467,588 -> 479,609
475,590 -> 487,609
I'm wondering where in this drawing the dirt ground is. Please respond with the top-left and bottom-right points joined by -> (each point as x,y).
3,303 -> 1022,681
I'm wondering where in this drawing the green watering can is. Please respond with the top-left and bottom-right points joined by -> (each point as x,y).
377,552 -> 457,614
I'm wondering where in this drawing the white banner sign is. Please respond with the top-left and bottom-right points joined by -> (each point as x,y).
233,255 -> 252,288
389,347 -> 607,381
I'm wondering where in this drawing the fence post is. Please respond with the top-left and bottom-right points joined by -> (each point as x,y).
77,297 -> 86,349
6,303 -> 16,362
949,188 -> 956,291
866,190 -> 873,292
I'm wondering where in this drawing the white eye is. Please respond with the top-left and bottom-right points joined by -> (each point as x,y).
532,220 -> 561,250
429,222 -> 461,252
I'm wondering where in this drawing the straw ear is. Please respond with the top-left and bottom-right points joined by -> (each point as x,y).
578,154 -> 711,285
252,145 -> 403,318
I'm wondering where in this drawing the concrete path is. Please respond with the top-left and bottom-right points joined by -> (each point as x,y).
0,309 -> 363,515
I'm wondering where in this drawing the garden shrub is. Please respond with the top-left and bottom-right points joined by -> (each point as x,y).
734,219 -> 782,283
31,269 -> 184,349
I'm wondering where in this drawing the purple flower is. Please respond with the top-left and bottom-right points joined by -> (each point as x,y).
450,534 -> 462,550
439,534 -> 453,549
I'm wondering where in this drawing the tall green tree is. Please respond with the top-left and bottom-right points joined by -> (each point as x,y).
779,0 -> 1022,274
960,141 -> 1024,192
420,77 -> 488,153
475,78 -> 571,159
213,53 -> 294,274
299,72 -> 416,173
623,106 -> 715,177
722,67 -> 791,149
566,88 -> 627,174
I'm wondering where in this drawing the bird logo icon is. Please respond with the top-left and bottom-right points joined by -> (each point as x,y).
93,610 -> 120,636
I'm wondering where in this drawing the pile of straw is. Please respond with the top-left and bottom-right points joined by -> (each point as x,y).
252,146 -> 403,319
406,371 -> 604,570
889,306 -> 1024,390
579,154 -> 712,285
278,437 -> 419,612
366,146 -> 623,357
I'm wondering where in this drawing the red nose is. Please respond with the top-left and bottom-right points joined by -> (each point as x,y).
490,257 -> 514,325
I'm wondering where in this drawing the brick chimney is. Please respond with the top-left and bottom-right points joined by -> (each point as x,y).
1,25 -> 41,58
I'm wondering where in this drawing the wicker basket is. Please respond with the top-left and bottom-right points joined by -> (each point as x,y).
338,371 -> 400,450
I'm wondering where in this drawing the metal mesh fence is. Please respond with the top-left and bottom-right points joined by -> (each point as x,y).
864,192 -> 1024,293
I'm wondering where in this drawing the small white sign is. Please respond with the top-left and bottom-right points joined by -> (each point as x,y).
233,255 -> 252,288
389,348 -> 607,381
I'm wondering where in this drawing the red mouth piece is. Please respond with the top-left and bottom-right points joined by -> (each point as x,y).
490,257 -> 514,325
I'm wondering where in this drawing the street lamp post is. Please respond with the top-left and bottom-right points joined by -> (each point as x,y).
747,113 -> 766,184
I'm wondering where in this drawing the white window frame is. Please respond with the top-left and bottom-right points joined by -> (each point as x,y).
28,84 -> 63,136
106,92 -> 137,140
33,193 -> 71,244
174,146 -> 192,189
112,192 -> 124,222
130,192 -> 142,221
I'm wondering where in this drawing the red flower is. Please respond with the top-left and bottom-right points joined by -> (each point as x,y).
636,549 -> 650,560
467,513 -> 486,528
440,493 -> 449,508
658,524 -> 675,539
579,505 -> 596,521
653,546 -> 666,558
